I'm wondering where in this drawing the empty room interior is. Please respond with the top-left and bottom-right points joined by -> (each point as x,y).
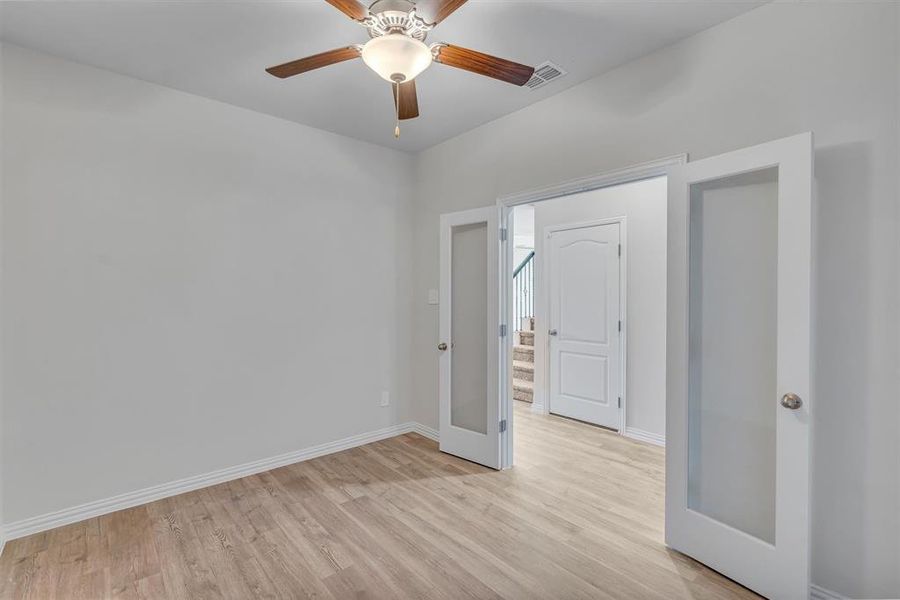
0,1 -> 899,599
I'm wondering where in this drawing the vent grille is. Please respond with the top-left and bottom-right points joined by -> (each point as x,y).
525,61 -> 567,90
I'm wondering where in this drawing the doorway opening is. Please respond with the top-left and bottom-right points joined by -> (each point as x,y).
497,157 -> 684,469
510,204 -> 536,408
508,176 -> 668,446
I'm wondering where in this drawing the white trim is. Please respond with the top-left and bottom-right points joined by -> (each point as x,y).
808,584 -> 847,600
500,207 -> 515,468
624,427 -> 666,447
411,422 -> 439,441
498,154 -> 688,208
498,154 -> 687,469
3,421 -> 433,541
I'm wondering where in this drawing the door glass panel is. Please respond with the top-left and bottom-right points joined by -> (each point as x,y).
687,167 -> 778,544
451,221 -> 488,434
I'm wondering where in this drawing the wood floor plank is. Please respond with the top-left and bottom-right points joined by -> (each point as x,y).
372,439 -> 662,600
0,402 -> 761,599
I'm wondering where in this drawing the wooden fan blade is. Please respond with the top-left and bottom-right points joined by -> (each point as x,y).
392,80 -> 420,120
266,46 -> 361,79
413,0 -> 468,25
433,44 -> 534,86
324,0 -> 368,21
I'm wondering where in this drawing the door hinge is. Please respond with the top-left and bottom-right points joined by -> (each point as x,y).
618,320 -> 622,333
618,397 -> 622,409
500,228 -> 508,241
500,419 -> 508,433
500,324 -> 507,338
618,243 -> 622,257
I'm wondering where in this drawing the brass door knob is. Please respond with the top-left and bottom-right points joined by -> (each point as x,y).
438,343 -> 448,351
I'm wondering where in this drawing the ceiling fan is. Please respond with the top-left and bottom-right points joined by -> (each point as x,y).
266,0 -> 536,138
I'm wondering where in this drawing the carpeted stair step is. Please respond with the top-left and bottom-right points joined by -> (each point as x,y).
518,330 -> 534,347
513,344 -> 534,362
513,360 -> 534,382
513,379 -> 533,403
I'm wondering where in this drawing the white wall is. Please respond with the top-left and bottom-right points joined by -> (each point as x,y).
410,3 -> 900,598
512,204 -> 535,269
0,40 -> 5,551
532,178 -> 666,438
0,44 -> 415,524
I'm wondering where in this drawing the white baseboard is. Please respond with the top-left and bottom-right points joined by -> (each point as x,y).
411,422 -> 439,441
809,584 -> 847,600
4,421 -> 431,542
530,402 -> 545,414
623,427 -> 665,447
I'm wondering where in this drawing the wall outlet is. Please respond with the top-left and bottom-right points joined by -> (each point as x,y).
380,391 -> 390,407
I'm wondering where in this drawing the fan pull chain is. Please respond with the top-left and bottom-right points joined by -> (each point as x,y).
394,81 -> 401,138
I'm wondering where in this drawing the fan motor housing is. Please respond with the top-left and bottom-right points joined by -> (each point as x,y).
366,0 -> 433,41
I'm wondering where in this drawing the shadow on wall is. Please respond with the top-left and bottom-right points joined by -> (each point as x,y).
813,140 -> 900,596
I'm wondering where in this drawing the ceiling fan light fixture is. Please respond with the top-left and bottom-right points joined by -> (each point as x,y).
266,0 -> 536,137
361,33 -> 432,83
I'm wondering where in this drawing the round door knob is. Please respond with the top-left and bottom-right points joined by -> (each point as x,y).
781,393 -> 803,410
549,329 -> 558,336
438,343 -> 448,351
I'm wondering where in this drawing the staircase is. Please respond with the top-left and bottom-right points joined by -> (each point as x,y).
513,317 -> 535,403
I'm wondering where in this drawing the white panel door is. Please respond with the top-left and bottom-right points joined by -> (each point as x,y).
548,222 -> 621,429
666,133 -> 812,599
439,207 -> 501,469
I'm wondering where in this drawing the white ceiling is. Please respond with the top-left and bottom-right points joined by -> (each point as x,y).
0,1 -> 762,152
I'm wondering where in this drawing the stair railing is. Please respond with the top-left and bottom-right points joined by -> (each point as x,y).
513,251 -> 535,332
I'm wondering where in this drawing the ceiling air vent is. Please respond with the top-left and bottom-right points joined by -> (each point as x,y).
525,61 -> 567,90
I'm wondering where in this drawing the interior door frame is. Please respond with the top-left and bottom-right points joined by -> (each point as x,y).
496,154 -> 687,468
543,217 -> 626,433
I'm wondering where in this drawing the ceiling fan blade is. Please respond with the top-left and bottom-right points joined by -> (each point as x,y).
392,80 -> 420,120
324,0 -> 368,21
413,0 -> 468,25
266,46 -> 361,79
433,44 -> 534,86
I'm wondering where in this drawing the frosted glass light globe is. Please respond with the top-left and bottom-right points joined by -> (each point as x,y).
361,34 -> 432,83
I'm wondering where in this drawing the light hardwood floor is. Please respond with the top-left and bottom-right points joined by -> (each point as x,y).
0,402 -> 759,599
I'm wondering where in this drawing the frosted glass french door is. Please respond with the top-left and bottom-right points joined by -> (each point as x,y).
438,207 -> 501,469
666,133 -> 812,600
